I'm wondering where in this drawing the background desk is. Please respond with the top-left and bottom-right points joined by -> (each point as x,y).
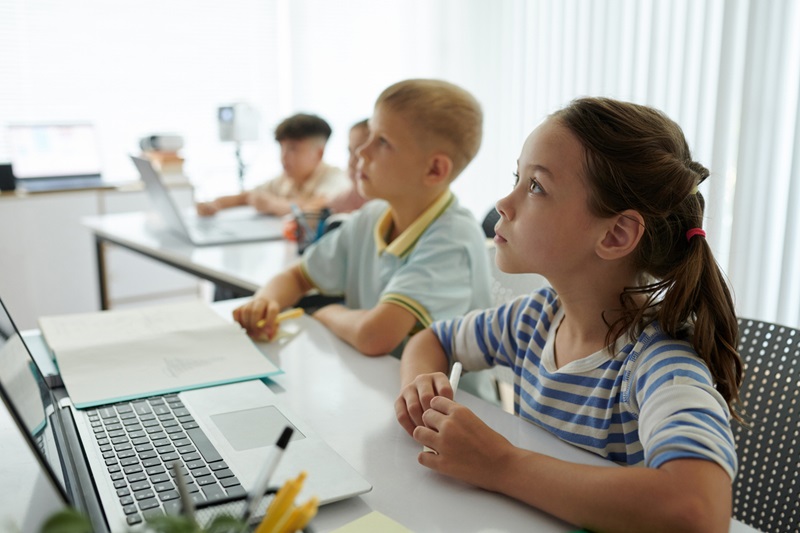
0,299 -> 759,532
83,212 -> 299,310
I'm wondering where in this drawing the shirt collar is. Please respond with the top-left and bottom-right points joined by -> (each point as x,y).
374,190 -> 454,258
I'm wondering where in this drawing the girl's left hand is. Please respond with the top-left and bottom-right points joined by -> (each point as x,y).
413,396 -> 516,491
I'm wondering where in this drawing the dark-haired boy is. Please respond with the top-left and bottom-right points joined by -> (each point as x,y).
196,113 -> 350,217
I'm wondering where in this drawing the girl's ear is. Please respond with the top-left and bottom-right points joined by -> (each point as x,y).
597,210 -> 644,260
423,153 -> 453,186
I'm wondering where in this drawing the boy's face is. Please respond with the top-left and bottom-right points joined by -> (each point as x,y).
493,118 -> 607,280
356,105 -> 430,202
347,126 -> 369,182
279,138 -> 324,183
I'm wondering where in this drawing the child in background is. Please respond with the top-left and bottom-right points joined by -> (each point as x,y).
233,79 -> 493,358
327,119 -> 369,214
196,113 -> 351,217
395,97 -> 742,532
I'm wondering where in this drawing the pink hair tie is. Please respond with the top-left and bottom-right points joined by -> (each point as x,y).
686,228 -> 706,242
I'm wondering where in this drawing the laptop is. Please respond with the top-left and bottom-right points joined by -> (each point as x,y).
131,155 -> 284,246
0,296 -> 371,531
6,123 -> 114,193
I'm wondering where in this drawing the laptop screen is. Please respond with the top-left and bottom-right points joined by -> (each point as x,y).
6,123 -> 102,180
0,297 -> 70,507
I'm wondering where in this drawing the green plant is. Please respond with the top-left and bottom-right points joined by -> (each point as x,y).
41,508 -> 249,533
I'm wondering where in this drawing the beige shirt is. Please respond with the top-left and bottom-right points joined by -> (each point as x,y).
255,162 -> 351,202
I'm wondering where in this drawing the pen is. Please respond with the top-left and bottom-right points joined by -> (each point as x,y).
255,471 -> 307,533
423,361 -> 462,454
171,461 -> 195,522
256,307 -> 305,329
314,207 -> 331,241
241,426 -> 295,523
276,496 -> 319,533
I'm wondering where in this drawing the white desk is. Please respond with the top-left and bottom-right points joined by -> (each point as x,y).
1,305 -> 760,531
82,212 -> 299,309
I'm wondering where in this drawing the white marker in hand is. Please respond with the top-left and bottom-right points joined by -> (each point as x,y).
423,362 -> 462,454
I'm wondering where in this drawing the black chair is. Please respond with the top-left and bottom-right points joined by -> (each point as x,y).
482,208 -> 500,238
732,318 -> 800,532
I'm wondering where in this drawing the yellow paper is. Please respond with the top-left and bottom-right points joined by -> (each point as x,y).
331,511 -> 412,533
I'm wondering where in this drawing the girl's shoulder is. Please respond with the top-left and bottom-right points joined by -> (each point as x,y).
620,321 -> 712,384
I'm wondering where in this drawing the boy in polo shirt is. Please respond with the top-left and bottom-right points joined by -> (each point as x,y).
196,113 -> 350,217
233,79 -> 492,357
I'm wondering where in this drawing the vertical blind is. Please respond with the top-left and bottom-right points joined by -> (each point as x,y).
1,0 -> 799,327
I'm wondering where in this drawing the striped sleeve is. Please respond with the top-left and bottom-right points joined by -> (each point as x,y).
635,350 -> 737,480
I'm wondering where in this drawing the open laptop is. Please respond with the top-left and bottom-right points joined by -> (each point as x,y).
131,155 -> 284,246
0,296 -> 371,531
6,123 -> 114,193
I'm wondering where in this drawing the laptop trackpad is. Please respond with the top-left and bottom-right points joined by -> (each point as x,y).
210,406 -> 304,451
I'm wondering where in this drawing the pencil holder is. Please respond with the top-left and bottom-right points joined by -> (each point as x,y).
192,490 -> 316,533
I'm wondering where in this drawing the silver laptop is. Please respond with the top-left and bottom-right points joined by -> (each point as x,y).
131,155 -> 284,246
7,123 -> 114,193
0,296 -> 371,532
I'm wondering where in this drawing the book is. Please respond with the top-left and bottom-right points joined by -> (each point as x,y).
38,300 -> 282,408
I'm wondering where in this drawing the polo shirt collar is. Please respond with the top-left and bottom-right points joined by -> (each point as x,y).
374,190 -> 455,258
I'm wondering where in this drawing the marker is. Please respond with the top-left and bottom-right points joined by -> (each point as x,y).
255,471 -> 307,533
423,361 -> 462,454
241,426 -> 294,524
171,462 -> 194,521
276,496 -> 319,533
256,307 -> 304,329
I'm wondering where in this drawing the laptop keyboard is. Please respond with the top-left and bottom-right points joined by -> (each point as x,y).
86,394 -> 245,526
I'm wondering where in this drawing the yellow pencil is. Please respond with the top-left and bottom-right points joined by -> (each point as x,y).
256,307 -> 304,329
276,496 -> 319,533
254,471 -> 307,533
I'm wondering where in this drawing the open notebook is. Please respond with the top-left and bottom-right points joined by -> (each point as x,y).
0,296 -> 371,531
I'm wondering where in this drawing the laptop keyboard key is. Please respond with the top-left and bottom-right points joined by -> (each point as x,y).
185,428 -> 223,463
201,483 -> 225,501
126,514 -> 142,525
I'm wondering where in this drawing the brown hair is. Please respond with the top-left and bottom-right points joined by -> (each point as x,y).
553,97 -> 743,419
376,79 -> 482,178
274,113 -> 332,142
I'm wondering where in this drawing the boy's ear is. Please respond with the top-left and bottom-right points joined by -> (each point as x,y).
597,210 -> 644,260
423,153 -> 453,186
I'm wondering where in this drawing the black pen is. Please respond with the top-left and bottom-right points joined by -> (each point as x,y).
241,426 -> 294,523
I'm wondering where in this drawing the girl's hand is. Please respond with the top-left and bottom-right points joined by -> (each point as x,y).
232,297 -> 281,341
413,396 -> 517,491
395,372 -> 455,436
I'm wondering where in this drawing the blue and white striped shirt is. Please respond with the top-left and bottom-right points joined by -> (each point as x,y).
432,287 -> 737,479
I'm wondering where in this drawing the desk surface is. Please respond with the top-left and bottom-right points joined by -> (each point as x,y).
83,211 -> 298,293
1,303 -> 760,532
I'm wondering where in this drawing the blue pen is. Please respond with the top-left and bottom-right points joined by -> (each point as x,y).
314,207 -> 331,241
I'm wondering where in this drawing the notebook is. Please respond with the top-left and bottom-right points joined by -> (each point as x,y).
0,296 -> 371,531
6,123 -> 114,192
131,155 -> 284,246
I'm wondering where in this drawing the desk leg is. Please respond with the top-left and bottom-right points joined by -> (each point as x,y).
95,236 -> 110,310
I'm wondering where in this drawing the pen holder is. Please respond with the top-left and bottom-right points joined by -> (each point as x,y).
192,491 -> 316,533
294,208 -> 331,255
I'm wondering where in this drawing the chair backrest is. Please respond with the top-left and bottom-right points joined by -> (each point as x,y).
732,318 -> 800,532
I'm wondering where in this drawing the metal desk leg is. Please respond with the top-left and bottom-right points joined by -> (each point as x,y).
95,236 -> 110,310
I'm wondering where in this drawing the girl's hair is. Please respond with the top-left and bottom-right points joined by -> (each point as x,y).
553,97 -> 743,419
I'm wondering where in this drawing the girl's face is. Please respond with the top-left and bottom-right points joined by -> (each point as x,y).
493,118 -> 607,281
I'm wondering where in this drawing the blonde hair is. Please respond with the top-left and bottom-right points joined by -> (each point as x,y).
376,79 -> 482,178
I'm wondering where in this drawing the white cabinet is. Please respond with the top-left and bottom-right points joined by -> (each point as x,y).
0,184 -> 202,331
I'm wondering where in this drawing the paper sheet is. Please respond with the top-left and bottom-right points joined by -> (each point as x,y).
331,511 -> 412,533
39,300 -> 282,408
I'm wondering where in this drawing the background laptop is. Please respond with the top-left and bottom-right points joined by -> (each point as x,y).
6,123 -> 114,193
131,155 -> 284,246
0,296 -> 371,532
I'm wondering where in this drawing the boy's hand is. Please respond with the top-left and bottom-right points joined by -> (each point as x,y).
232,297 -> 281,341
413,396 -> 515,491
196,201 -> 219,216
395,372 -> 455,436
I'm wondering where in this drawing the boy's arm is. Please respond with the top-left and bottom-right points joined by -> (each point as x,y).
196,192 -> 248,216
232,264 -> 312,340
312,302 -> 417,356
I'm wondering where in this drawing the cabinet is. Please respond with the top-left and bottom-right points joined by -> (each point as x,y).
0,184 -> 201,331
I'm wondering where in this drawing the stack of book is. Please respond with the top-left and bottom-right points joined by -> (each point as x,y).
140,134 -> 185,178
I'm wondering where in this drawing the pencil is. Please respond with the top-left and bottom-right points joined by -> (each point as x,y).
254,471 -> 307,533
276,496 -> 319,533
256,307 -> 304,329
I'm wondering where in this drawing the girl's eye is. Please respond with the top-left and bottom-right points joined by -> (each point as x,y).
512,172 -> 520,187
528,178 -> 544,194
